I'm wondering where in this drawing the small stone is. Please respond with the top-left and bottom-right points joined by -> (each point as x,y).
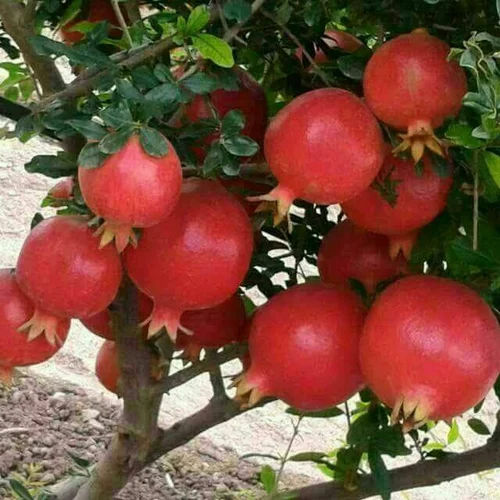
81,408 -> 100,421
11,391 -> 23,404
40,472 -> 55,484
88,419 -> 105,431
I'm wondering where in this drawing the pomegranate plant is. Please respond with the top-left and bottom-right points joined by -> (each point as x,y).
0,1 -> 499,500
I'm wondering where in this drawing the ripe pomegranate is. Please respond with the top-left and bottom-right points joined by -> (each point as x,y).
183,68 -> 268,162
176,294 -> 246,361
363,29 -> 467,162
236,283 -> 365,410
124,179 -> 253,340
49,178 -> 74,201
61,0 -> 125,44
318,220 -> 407,293
296,29 -> 363,66
0,270 -> 70,383
16,216 -> 122,344
79,134 -> 182,253
258,88 -> 384,221
360,275 -> 500,430
342,151 -> 453,258
95,340 -> 120,395
81,292 -> 153,341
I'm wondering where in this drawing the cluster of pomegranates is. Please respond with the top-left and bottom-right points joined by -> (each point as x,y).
1,26 -> 498,433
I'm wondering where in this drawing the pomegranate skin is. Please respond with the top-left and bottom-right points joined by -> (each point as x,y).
364,31 -> 467,133
0,270 -> 69,383
95,340 -> 120,395
124,179 -> 254,339
16,216 -> 122,320
238,283 -> 365,411
360,276 -> 500,426
342,152 -> 452,257
176,294 -> 246,360
318,220 -> 407,293
79,134 -> 182,252
262,88 -> 384,217
184,68 -> 268,161
49,178 -> 74,200
81,292 -> 153,341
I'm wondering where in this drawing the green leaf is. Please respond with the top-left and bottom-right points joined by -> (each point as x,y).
59,0 -> 83,27
100,103 -> 133,129
467,418 -> 491,435
192,34 -> 234,68
145,82 -> 180,105
276,0 -> 293,24
25,152 -> 76,178
67,119 -> 107,140
445,123 -> 484,149
131,65 -> 160,91
223,0 -> 252,23
259,465 -> 276,494
182,72 -> 218,94
367,447 -> 391,500
139,127 -> 168,157
154,63 -> 174,83
8,479 -> 33,500
116,79 -> 144,102
78,142 -> 107,169
221,135 -> 259,156
221,110 -> 245,136
337,55 -> 366,80
482,151 -> 500,189
447,419 -> 459,444
286,406 -> 344,418
186,5 -> 211,36
288,452 -> 327,463
98,127 -> 134,154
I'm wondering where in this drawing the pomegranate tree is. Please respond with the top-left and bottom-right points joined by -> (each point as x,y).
342,151 -> 453,258
363,29 -> 467,162
318,220 -> 407,293
360,276 -> 500,430
124,179 -> 253,339
236,283 -> 365,410
79,134 -> 182,252
16,216 -> 122,344
0,270 -> 70,383
257,88 -> 384,221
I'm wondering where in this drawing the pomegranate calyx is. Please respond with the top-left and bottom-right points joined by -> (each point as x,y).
388,230 -> 419,260
248,184 -> 295,226
0,365 -> 13,385
393,121 -> 445,163
233,373 -> 266,409
143,303 -> 182,341
95,221 -> 138,253
391,396 -> 430,432
18,309 -> 64,347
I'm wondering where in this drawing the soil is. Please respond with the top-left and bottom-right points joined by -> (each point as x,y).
0,372 -> 281,500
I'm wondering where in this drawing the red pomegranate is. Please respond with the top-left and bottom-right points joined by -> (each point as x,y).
81,292 -> 153,341
124,179 -> 254,340
363,29 -> 467,162
342,151 -> 453,259
16,216 -> 122,344
49,178 -> 74,201
61,0 -> 125,44
296,29 -> 363,66
236,283 -> 365,410
0,270 -> 70,383
79,134 -> 182,253
95,340 -> 120,395
257,88 -> 384,221
318,220 -> 407,293
176,294 -> 246,361
360,276 -> 500,430
183,68 -> 268,162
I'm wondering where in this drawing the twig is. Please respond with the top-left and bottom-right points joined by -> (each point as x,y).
205,349 -> 227,401
111,0 -> 133,48
0,427 -> 30,436
473,151 -> 479,251
260,9 -> 331,87
223,0 -> 267,42
217,0 -> 247,45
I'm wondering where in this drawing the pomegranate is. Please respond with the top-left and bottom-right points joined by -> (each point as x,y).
81,292 -> 153,341
296,29 -> 363,66
360,275 -> 500,430
79,134 -> 182,253
49,178 -> 74,201
124,179 -> 253,340
16,216 -> 122,344
95,340 -> 120,395
363,29 -> 467,162
176,294 -> 246,361
183,68 -> 268,162
257,88 -> 384,221
236,283 -> 365,410
0,270 -> 70,383
342,151 -> 453,258
318,220 -> 407,293
61,0 -> 125,44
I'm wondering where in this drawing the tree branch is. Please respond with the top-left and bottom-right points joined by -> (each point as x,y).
206,349 -> 227,401
291,411 -> 500,500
